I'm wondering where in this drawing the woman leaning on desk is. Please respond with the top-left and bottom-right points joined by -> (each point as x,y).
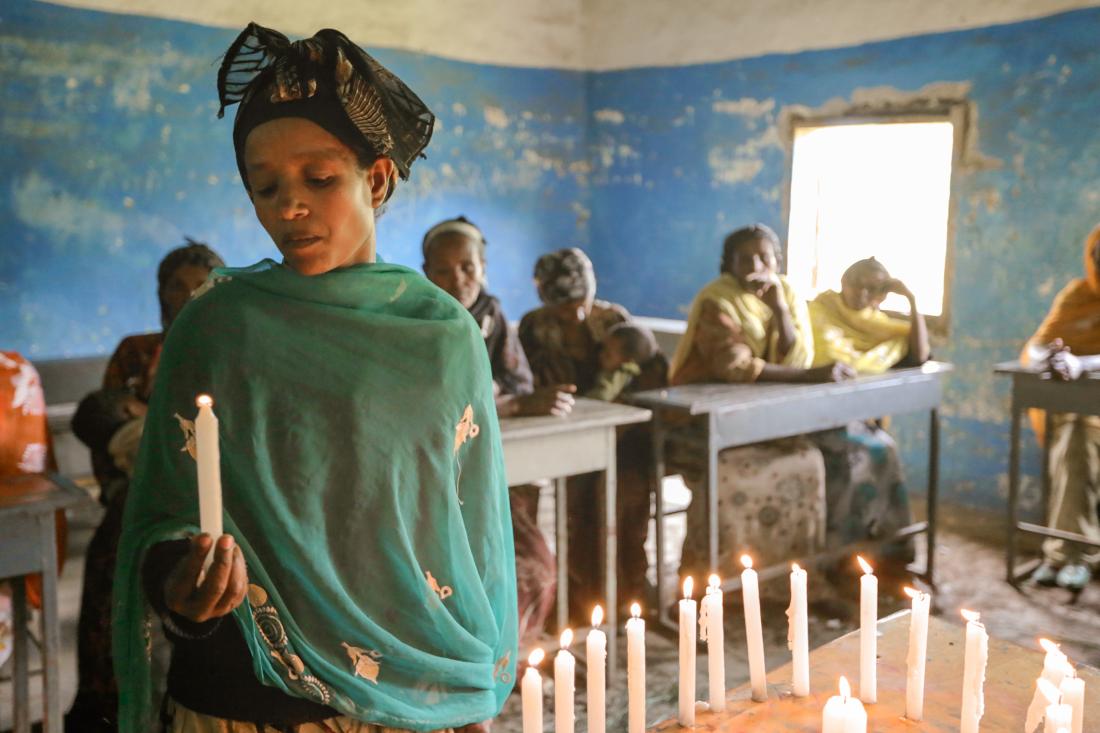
669,224 -> 851,579
1022,224 -> 1100,591
807,256 -> 932,580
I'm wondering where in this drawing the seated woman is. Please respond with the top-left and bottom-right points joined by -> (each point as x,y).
519,248 -> 659,619
670,224 -> 850,578
422,216 -> 572,644
66,240 -> 224,731
1023,224 -> 1100,590
807,257 -> 930,570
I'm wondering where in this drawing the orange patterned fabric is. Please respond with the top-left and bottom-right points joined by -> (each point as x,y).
1023,225 -> 1100,442
0,352 -> 63,607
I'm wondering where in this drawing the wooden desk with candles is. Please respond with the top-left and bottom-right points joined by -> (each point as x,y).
630,362 -> 951,612
499,397 -> 651,673
648,611 -> 1099,732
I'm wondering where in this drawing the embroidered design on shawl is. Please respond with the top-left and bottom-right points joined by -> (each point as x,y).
493,651 -> 512,684
454,405 -> 480,455
17,443 -> 47,473
425,571 -> 453,601
172,414 -> 197,460
341,642 -> 383,684
190,274 -> 233,301
247,584 -> 332,704
388,278 -> 408,303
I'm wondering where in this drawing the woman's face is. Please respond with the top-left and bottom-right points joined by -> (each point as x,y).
161,263 -> 214,328
243,117 -> 393,276
841,269 -> 889,310
423,234 -> 485,309
729,237 -> 778,293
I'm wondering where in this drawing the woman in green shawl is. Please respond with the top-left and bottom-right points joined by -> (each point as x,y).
113,23 -> 516,733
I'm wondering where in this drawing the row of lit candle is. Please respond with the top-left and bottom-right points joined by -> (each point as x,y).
518,554 -> 1086,733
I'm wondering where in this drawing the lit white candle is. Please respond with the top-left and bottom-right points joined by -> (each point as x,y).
1058,668 -> 1084,733
960,609 -> 988,733
856,556 -> 877,704
821,676 -> 867,733
1028,639 -> 1074,732
586,607 -> 606,733
195,394 -> 223,575
701,574 -> 725,712
903,587 -> 931,721
678,576 -> 696,726
787,563 -> 809,697
626,603 -> 646,733
555,629 -> 575,733
522,649 -> 545,733
1039,678 -> 1073,733
741,555 -> 767,702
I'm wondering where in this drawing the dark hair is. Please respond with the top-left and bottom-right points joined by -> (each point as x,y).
421,216 -> 487,262
720,224 -> 782,274
157,238 -> 225,326
605,323 -> 658,364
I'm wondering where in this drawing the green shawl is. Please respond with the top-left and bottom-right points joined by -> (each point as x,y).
113,259 -> 517,731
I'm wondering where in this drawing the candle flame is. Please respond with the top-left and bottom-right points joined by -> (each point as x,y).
630,602 -> 641,619
591,605 -> 603,627
961,609 -> 980,623
1038,677 -> 1061,705
740,554 -> 753,569
196,394 -> 213,408
856,555 -> 873,575
838,676 -> 851,698
560,628 -> 573,648
682,576 -> 694,599
791,562 -> 802,573
1039,638 -> 1062,655
528,648 -> 545,667
708,574 -> 721,590
903,587 -> 921,600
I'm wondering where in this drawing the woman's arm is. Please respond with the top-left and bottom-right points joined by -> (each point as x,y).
887,279 -> 930,364
755,274 -> 797,360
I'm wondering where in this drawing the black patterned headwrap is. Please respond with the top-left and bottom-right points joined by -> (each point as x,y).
533,248 -> 597,306
216,23 -> 435,190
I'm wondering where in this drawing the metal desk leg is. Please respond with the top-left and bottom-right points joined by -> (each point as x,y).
1042,411 -> 1054,524
1006,400 -> 1023,584
39,512 -> 62,733
12,577 -> 30,733
555,476 -> 569,633
706,414 -> 719,574
604,427 -> 618,675
652,415 -> 667,616
925,409 -> 940,587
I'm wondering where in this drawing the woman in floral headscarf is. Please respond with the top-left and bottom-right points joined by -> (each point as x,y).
113,23 -> 515,733
1023,224 -> 1100,591
518,248 -> 661,622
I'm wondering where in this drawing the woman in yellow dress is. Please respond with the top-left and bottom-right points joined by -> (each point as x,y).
808,257 -> 930,571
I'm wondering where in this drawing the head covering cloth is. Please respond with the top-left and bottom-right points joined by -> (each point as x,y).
422,217 -> 487,261
533,248 -> 597,306
217,23 -> 434,188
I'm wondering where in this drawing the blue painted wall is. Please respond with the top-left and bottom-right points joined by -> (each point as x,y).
3,0 -> 1098,513
584,8 -> 1100,514
0,0 -> 589,359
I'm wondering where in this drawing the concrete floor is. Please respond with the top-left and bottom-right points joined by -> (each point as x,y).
2,480 -> 1098,731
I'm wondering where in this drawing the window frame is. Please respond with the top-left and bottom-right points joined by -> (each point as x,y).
780,104 -> 968,338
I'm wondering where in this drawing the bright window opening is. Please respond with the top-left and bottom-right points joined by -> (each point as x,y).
786,121 -> 955,317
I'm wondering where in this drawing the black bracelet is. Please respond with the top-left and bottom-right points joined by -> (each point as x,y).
161,611 -> 223,641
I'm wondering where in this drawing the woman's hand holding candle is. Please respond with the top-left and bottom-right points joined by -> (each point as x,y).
163,533 -> 248,623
